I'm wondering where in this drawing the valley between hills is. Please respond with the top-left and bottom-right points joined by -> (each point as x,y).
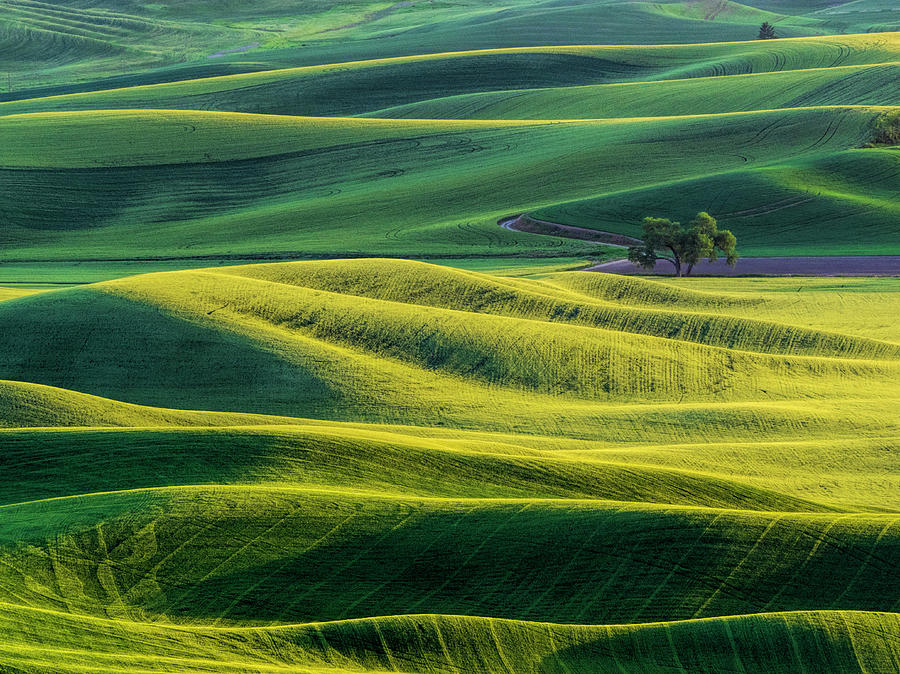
1,1 -> 899,671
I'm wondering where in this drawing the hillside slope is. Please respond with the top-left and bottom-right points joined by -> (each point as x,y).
2,261 -> 899,671
3,34 -> 898,117
1,105 -> 894,260
6,0 -> 897,91
2,260 -> 899,416
2,32 -> 897,264
3,0 -> 899,668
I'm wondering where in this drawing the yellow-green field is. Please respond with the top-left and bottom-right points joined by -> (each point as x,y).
4,0 -> 899,670
2,261 -> 899,671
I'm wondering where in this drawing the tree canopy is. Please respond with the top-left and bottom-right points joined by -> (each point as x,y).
758,22 -> 777,39
627,212 -> 738,277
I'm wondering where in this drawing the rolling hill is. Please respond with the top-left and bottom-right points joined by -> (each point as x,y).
534,146 -> 900,256
1,31 -> 897,267
0,104 -> 896,262
3,34 -> 899,117
2,260 -> 900,671
5,0 -> 899,92
3,0 -> 899,670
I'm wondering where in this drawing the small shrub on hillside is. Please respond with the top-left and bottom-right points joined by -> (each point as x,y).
873,112 -> 900,146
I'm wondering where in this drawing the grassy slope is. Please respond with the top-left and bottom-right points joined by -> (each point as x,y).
367,62 -> 900,119
2,379 -> 898,510
3,487 -> 898,626
0,286 -> 41,301
0,105 -> 893,260
2,261 -> 899,418
7,28 -> 897,105
3,34 -> 898,117
6,0 -> 896,92
0,257 -> 599,287
0,34 -> 895,263
2,261 -> 899,671
535,147 -> 900,256
2,606 -> 897,673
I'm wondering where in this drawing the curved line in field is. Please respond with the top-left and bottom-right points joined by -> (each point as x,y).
0,599 -> 896,632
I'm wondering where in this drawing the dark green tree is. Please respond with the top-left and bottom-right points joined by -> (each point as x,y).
873,110 -> 900,145
627,212 -> 738,277
758,22 -> 777,39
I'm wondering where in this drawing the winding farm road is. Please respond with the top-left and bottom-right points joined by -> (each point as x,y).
499,214 -> 640,248
500,214 -> 900,277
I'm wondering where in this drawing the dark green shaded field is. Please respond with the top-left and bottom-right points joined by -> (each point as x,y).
3,0 -> 899,670
6,0 -> 898,92
1,105 -> 895,261
2,31 -> 897,264
536,148 -> 900,256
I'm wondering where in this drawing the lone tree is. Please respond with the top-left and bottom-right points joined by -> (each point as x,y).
758,22 -> 777,39
873,110 -> 900,145
627,212 -> 738,277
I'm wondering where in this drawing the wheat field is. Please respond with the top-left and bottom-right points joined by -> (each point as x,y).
3,0 -> 899,670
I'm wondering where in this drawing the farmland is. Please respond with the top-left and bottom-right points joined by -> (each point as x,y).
2,0 -> 899,671
2,264 -> 900,671
3,0 -> 898,91
0,104 -> 897,263
1,31 -> 898,266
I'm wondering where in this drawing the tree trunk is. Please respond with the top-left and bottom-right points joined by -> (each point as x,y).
662,258 -> 682,276
666,247 -> 682,277
686,263 -> 694,276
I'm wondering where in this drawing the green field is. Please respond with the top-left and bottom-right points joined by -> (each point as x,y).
2,262 -> 900,671
4,0 -> 898,92
3,0 -> 899,671
0,104 -> 896,263
1,31 -> 898,267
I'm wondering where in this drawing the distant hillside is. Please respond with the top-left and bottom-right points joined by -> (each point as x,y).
1,32 -> 897,264
3,0 -> 897,92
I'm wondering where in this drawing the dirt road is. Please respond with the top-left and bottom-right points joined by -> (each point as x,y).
499,214 -> 900,276
499,214 -> 640,248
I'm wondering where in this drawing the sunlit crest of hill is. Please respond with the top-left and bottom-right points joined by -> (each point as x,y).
1,260 -> 900,671
2,0 -> 899,669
